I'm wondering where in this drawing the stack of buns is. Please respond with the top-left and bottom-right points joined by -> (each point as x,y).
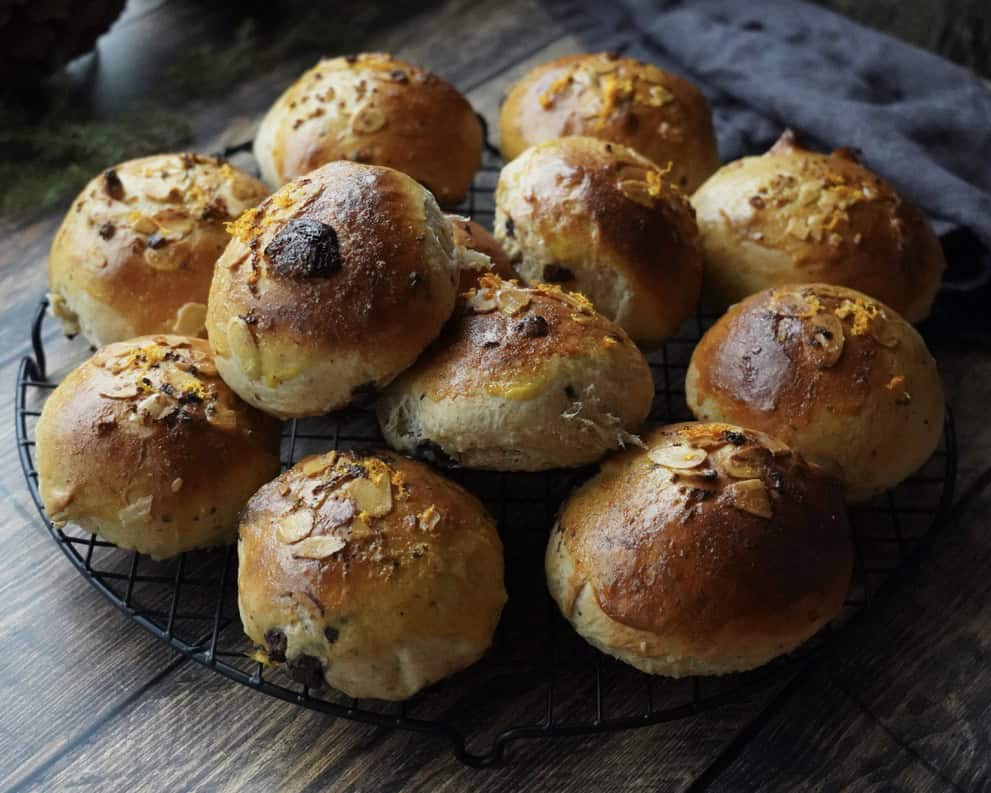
35,49 -> 946,700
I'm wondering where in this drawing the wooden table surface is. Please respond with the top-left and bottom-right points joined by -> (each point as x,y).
2,2 -> 990,791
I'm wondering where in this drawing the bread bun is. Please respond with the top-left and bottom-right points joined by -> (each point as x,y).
499,52 -> 718,193
206,161 -> 459,419
546,422 -> 852,677
36,336 -> 281,559
254,53 -> 482,205
447,215 -> 514,292
376,276 -> 654,471
686,284 -> 944,501
237,448 -> 506,700
690,131 -> 945,321
494,136 -> 702,348
48,153 -> 269,346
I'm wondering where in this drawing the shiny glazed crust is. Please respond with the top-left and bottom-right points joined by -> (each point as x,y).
254,53 -> 482,205
35,335 -> 281,559
494,136 -> 702,348
690,131 -> 945,321
685,284 -> 944,501
376,276 -> 654,470
237,448 -> 506,700
48,153 -> 270,346
499,52 -> 719,193
546,422 -> 852,676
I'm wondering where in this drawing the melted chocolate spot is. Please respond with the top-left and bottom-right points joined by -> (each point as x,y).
504,216 -> 515,238
390,69 -> 409,83
516,315 -> 549,338
264,627 -> 287,662
324,626 -> 340,644
98,222 -> 116,240
265,219 -> 341,279
725,430 -> 746,446
103,169 -> 125,201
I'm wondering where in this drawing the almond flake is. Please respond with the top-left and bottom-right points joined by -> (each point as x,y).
170,478 -> 183,493
725,479 -> 773,519
118,495 -> 153,528
351,105 -> 386,134
647,445 -> 708,469
135,392 -> 174,420
292,535 -> 345,559
496,287 -> 531,316
172,302 -> 207,336
205,407 -> 236,432
99,383 -> 140,399
348,474 -> 392,518
618,179 -> 654,208
277,509 -> 314,543
711,445 -> 766,479
301,453 -> 336,477
466,288 -> 498,313
418,505 -> 442,531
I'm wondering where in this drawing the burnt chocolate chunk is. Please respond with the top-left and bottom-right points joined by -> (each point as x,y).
265,219 -> 341,279
104,169 -> 125,201
543,263 -> 574,283
516,315 -> 549,338
324,626 -> 340,644
288,654 -> 324,689
264,627 -> 287,662
414,440 -> 458,468
724,430 -> 746,446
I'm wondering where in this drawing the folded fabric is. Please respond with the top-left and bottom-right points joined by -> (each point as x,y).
547,0 -> 991,261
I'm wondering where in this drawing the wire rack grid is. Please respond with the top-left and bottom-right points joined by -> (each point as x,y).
15,143 -> 957,767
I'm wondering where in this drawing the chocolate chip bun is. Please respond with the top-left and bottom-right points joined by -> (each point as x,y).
690,131 -> 945,321
494,136 -> 702,348
238,448 -> 506,700
499,52 -> 719,193
48,153 -> 270,346
546,422 -> 852,677
206,161 -> 460,418
686,284 -> 944,502
35,336 -> 281,559
447,215 -> 515,292
254,53 -> 482,205
376,276 -> 654,471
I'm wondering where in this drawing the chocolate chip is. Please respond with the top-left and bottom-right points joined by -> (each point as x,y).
414,440 -> 458,468
103,169 -> 125,201
504,216 -> 515,238
724,430 -> 746,446
543,264 -> 574,283
265,219 -> 341,279
264,627 -> 287,662
288,654 -> 324,689
98,222 -> 116,240
516,315 -> 549,338
146,231 -> 168,249
344,53 -> 358,64
324,626 -> 340,644
390,69 -> 409,83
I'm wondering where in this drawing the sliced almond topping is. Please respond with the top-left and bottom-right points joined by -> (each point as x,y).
351,105 -> 386,134
170,478 -> 183,494
135,392 -> 174,421
173,302 -> 207,336
418,505 -> 441,531
870,321 -> 900,348
277,509 -> 314,544
301,453 -> 336,477
725,479 -> 773,519
752,430 -> 791,456
496,287 -> 531,316
292,534 -> 345,559
99,383 -> 141,399
349,474 -> 392,518
130,214 -> 157,235
226,316 -> 260,378
804,312 -> 845,369
118,495 -> 153,529
647,444 -> 708,469
298,478 -> 329,510
711,445 -> 767,479
205,406 -> 237,432
618,179 -> 655,208
770,290 -> 822,318
465,288 -> 498,313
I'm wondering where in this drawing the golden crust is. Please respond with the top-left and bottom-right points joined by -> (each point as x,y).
237,448 -> 506,699
690,131 -> 945,321
48,153 -> 270,345
686,284 -> 945,501
255,53 -> 482,205
499,53 -> 719,193
35,336 -> 282,559
549,422 -> 851,673
494,136 -> 702,347
206,160 -> 458,417
447,216 -> 514,291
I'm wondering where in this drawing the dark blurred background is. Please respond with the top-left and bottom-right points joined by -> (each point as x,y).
0,0 -> 988,226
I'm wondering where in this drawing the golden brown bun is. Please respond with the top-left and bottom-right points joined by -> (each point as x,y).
254,53 -> 482,205
690,131 -> 945,321
206,161 -> 459,419
237,448 -> 506,700
546,422 -> 852,677
377,276 -> 654,470
686,284 -> 944,502
494,137 -> 702,348
35,336 -> 281,559
48,154 -> 270,346
446,215 -> 514,292
499,52 -> 719,193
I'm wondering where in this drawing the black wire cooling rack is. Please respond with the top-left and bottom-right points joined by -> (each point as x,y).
15,142 -> 958,767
